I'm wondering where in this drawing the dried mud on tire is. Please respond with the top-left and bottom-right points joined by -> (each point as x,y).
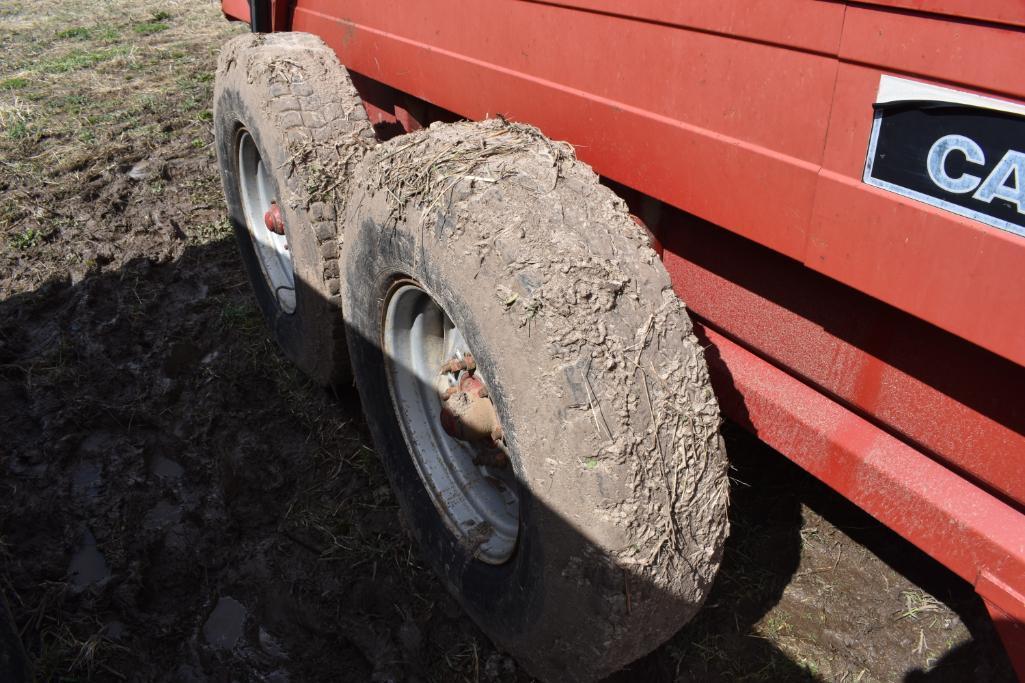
214,32 -> 375,387
0,0 -> 1017,680
342,118 -> 729,681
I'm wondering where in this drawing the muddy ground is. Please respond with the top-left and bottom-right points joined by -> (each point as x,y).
0,1 -> 1017,681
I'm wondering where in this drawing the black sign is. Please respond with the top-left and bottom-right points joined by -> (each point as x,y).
864,104 -> 1025,237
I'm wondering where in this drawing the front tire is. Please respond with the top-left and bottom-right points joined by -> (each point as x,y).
342,119 -> 729,682
213,33 -> 375,386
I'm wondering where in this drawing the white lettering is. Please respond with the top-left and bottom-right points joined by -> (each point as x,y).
927,134 -> 985,194
973,150 -> 1025,215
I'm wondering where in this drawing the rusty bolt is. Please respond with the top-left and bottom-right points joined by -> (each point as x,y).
491,425 -> 504,443
439,373 -> 501,445
477,386 -> 489,399
264,201 -> 285,235
463,353 -> 477,373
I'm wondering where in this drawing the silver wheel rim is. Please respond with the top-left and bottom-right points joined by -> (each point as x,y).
237,130 -> 295,314
383,282 -> 519,564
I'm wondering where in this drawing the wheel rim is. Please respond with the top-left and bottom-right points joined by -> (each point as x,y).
383,281 -> 520,564
236,130 -> 296,314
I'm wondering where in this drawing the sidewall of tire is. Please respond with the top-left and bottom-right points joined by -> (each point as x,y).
214,73 -> 344,385
343,192 -> 682,681
343,202 -> 546,641
343,122 -> 729,682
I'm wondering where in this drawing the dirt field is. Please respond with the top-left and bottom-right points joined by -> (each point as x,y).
0,1 -> 1017,681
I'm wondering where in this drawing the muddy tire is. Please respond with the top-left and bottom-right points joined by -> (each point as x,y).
341,120 -> 730,682
213,33 -> 375,386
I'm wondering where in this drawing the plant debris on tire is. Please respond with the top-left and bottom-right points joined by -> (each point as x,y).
214,32 -> 375,386
341,118 -> 730,682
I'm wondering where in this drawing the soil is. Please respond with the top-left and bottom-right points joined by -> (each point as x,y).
0,1 -> 1017,681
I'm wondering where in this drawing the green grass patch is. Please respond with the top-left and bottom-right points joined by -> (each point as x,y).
151,10 -> 173,21
5,120 -> 30,140
1,76 -> 30,89
41,46 -> 129,73
56,26 -> 90,40
10,227 -> 43,250
133,21 -> 169,35
95,26 -> 120,42
53,93 -> 92,114
219,299 -> 262,333
187,218 -> 233,245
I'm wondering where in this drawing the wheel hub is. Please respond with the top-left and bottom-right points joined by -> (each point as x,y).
439,359 -> 510,468
236,129 -> 295,313
382,281 -> 519,564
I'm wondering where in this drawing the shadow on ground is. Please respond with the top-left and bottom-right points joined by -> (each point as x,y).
0,237 -> 1014,681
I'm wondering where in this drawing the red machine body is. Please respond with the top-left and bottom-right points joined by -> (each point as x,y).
221,0 -> 1025,674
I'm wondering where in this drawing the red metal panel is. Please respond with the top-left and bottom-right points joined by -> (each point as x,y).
816,10 -> 1025,366
855,0 -> 1025,29
663,214 -> 1025,508
297,0 -> 838,162
291,0 -> 1025,369
699,322 -> 1025,639
518,0 -> 846,55
221,0 -> 250,23
808,171 -> 1025,368
291,0 -> 835,260
839,7 -> 1025,102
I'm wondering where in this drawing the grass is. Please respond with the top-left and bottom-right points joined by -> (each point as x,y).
188,217 -> 233,244
1,76 -> 29,89
220,300 -> 263,335
899,589 -> 944,621
5,119 -> 30,140
133,21 -> 169,35
0,0 -> 243,280
10,227 -> 44,250
56,26 -> 91,40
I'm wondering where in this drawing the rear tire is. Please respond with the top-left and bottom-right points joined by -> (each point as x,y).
213,33 -> 375,386
341,119 -> 730,682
